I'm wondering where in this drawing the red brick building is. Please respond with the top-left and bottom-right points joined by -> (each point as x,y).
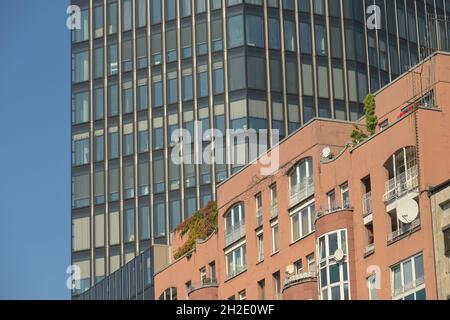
154,53 -> 450,300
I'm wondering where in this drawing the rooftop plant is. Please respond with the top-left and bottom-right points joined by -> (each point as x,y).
173,201 -> 218,260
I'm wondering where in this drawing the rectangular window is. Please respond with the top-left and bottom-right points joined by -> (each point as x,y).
73,91 -> 89,124
94,47 -> 104,79
136,36 -> 148,69
246,15 -> 264,47
136,0 -> 147,27
225,243 -> 247,278
272,221 -> 279,253
341,183 -> 350,208
72,9 -> 89,42
94,6 -> 103,38
72,51 -> 89,83
151,0 -> 161,24
138,160 -> 149,196
108,84 -> 118,116
72,173 -> 90,208
94,133 -> 104,162
94,87 -> 104,120
291,201 -> 315,242
108,1 -> 118,34
444,227 -> 450,257
228,15 -> 244,48
154,201 -> 166,238
137,84 -> 148,110
122,0 -> 132,31
391,253 -> 425,300
72,133 -> 90,166
269,18 -> 280,49
284,20 -> 296,52
212,17 -> 223,51
124,207 -> 135,242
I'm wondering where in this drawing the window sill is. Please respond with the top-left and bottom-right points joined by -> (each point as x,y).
256,259 -> 264,266
224,269 -> 247,283
271,250 -> 280,258
387,225 -> 421,246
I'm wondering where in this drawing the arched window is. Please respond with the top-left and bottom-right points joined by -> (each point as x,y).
158,287 -> 177,300
289,157 -> 314,205
383,146 -> 418,202
224,202 -> 245,246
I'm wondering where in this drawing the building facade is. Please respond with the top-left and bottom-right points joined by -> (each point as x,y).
154,53 -> 450,300
71,0 -> 450,297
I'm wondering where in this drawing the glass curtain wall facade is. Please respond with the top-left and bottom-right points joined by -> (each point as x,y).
71,0 -> 450,298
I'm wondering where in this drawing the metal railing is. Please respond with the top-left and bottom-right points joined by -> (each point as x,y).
384,165 -> 418,202
187,278 -> 218,293
290,178 -> 314,207
225,223 -> 246,247
364,243 -> 375,256
270,201 -> 278,218
283,271 -> 317,288
387,218 -> 421,243
362,192 -> 373,217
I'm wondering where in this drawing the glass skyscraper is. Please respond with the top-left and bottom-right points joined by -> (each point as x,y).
71,0 -> 450,298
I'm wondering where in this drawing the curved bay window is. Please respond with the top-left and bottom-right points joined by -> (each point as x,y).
317,229 -> 350,300
224,203 -> 246,247
289,157 -> 314,206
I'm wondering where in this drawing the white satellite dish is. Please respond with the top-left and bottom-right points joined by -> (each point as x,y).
322,146 -> 332,159
334,249 -> 344,262
396,197 -> 419,224
286,264 -> 295,275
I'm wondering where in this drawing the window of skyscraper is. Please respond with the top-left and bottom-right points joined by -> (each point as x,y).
269,18 -> 280,49
73,91 -> 89,124
246,15 -> 264,47
284,20 -> 296,52
228,14 -> 244,48
151,0 -> 162,24
108,1 -> 118,34
72,51 -> 89,83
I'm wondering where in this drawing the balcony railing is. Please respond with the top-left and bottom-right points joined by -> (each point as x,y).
392,276 -> 425,298
270,201 -> 278,219
256,209 -> 263,228
362,192 -> 373,217
187,278 -> 218,294
290,178 -> 314,207
225,265 -> 246,280
384,165 -> 418,202
225,223 -> 246,247
364,243 -> 375,256
283,271 -> 317,288
387,218 -> 421,243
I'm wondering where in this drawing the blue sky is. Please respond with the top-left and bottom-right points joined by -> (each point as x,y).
0,0 -> 71,299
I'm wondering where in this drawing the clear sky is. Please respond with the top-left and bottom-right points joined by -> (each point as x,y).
0,0 -> 71,299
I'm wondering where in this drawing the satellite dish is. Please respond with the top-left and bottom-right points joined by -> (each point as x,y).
322,146 -> 332,159
334,249 -> 345,262
286,264 -> 295,275
396,197 -> 419,224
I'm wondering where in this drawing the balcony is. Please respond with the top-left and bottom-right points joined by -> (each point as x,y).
270,202 -> 278,219
290,178 -> 314,207
364,242 -> 375,257
256,209 -> 263,228
284,271 -> 317,288
225,265 -> 246,281
188,278 -> 219,300
282,272 -> 318,300
362,192 -> 373,217
384,165 -> 418,202
225,223 -> 246,247
387,218 -> 421,244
